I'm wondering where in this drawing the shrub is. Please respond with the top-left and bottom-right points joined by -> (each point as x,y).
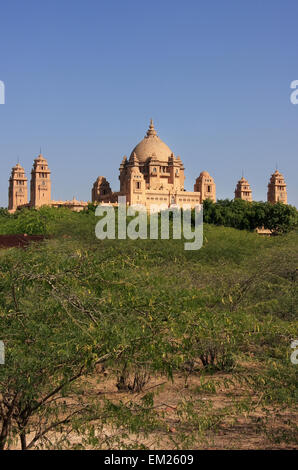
201,199 -> 297,233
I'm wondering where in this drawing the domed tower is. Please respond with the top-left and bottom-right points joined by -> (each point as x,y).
30,153 -> 51,208
8,163 -> 28,212
120,119 -> 185,192
234,176 -> 252,202
267,170 -> 287,204
194,171 -> 216,203
93,119 -> 201,209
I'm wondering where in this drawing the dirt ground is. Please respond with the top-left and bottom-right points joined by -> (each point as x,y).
84,368 -> 297,450
11,367 -> 296,450
0,234 -> 44,249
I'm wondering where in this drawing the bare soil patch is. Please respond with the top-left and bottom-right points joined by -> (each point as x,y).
0,234 -> 45,249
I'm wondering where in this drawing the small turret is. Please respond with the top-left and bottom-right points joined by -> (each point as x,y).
194,171 -> 216,203
267,170 -> 287,204
234,176 -> 252,202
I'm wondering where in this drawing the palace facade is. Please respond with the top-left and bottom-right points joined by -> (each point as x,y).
92,120 -> 215,209
8,120 -> 288,212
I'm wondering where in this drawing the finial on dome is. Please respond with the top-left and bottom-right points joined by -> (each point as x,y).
146,118 -> 157,137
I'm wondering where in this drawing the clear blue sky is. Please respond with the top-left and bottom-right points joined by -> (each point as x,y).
0,0 -> 297,207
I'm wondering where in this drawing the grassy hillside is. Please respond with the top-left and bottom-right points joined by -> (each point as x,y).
0,207 -> 297,449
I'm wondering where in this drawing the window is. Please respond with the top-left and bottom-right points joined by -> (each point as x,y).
136,181 -> 141,189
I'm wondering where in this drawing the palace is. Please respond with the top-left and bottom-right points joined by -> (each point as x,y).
8,120 -> 288,213
92,120 -> 215,209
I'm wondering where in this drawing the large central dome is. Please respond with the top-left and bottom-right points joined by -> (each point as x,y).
130,120 -> 173,163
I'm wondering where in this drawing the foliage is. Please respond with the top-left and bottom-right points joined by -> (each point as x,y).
0,208 -> 10,218
201,198 -> 298,233
0,207 -> 297,449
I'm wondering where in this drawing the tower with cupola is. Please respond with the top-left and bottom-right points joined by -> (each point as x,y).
267,170 -> 287,204
30,153 -> 51,207
194,171 -> 216,203
234,176 -> 252,202
8,163 -> 28,212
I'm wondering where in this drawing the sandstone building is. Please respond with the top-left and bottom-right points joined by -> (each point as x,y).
234,176 -> 253,202
8,163 -> 28,212
92,120 -> 215,209
8,153 -> 87,213
267,170 -> 287,204
194,171 -> 216,202
7,121 -> 289,212
30,153 -> 52,208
